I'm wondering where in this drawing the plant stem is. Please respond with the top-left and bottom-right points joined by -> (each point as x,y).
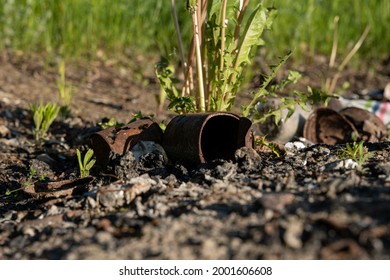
328,25 -> 370,94
219,0 -> 228,78
234,0 -> 250,47
216,0 -> 228,111
329,16 -> 339,68
198,0 -> 209,106
324,16 -> 339,93
338,25 -> 370,71
171,0 -> 189,96
192,2 -> 206,112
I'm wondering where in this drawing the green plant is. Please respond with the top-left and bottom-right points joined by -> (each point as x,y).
158,0 -> 334,127
76,148 -> 96,178
30,102 -> 60,143
157,0 -> 280,114
129,111 -> 154,123
242,68 -> 336,125
4,168 -> 44,197
338,141 -> 372,170
57,60 -> 73,118
255,135 -> 281,157
98,117 -> 123,130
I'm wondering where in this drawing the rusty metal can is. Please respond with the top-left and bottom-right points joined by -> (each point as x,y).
162,112 -> 253,166
90,119 -> 163,165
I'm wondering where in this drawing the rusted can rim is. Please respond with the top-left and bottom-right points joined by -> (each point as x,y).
198,112 -> 241,162
90,118 -> 163,165
340,107 -> 388,142
163,112 -> 253,166
303,107 -> 358,145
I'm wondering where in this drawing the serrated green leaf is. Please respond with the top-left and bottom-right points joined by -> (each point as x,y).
155,58 -> 179,101
287,70 -> 302,83
273,109 -> 282,124
242,51 -> 292,118
234,4 -> 269,68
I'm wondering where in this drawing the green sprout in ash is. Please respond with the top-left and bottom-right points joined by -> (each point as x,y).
30,102 -> 60,144
337,140 -> 373,171
76,148 -> 96,178
57,60 -> 74,119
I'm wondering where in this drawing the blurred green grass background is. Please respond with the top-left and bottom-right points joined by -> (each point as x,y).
0,0 -> 388,63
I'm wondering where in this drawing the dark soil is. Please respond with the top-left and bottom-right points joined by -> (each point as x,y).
1,53 -> 390,260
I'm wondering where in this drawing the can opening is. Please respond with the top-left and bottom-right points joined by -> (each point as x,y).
200,115 -> 239,162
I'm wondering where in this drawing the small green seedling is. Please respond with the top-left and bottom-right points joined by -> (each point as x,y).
255,135 -> 282,157
57,60 -> 73,118
98,117 -> 123,130
77,149 -> 96,178
338,141 -> 372,171
129,111 -> 154,123
30,102 -> 60,143
4,168 -> 44,196
159,121 -> 167,132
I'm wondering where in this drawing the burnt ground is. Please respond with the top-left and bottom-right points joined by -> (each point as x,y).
0,52 -> 390,259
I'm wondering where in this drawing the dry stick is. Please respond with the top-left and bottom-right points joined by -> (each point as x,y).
171,0 -> 189,97
217,0 -> 228,111
183,38 -> 196,98
329,16 -> 339,68
199,0 -> 212,111
200,0 -> 209,108
328,25 -> 370,94
324,16 -> 339,93
192,4 -> 206,112
234,0 -> 250,48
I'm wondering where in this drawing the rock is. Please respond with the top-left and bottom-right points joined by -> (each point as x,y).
96,175 -> 157,209
285,141 -> 306,154
29,158 -> 56,179
132,141 -> 167,163
235,147 -> 262,173
256,193 -> 295,213
320,159 -> 358,171
0,124 -> 10,138
283,217 -> 304,249
114,151 -> 139,180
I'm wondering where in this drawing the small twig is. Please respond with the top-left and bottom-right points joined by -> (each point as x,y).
192,3 -> 206,111
215,0 -> 228,110
329,16 -> 339,68
234,0 -> 250,48
182,38 -> 196,97
339,25 -> 370,71
219,0 -> 228,79
171,0 -> 189,96
200,0 -> 208,104
328,25 -> 370,94
324,16 -> 339,93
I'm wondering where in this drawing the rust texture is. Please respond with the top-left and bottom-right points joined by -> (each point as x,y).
303,108 -> 357,145
162,112 -> 253,166
90,118 -> 163,165
340,107 -> 387,142
304,107 -> 388,144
